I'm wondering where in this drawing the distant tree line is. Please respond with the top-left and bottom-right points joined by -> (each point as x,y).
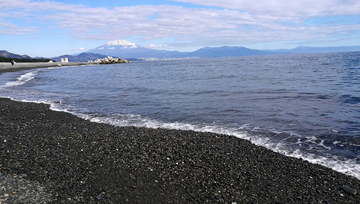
0,57 -> 55,63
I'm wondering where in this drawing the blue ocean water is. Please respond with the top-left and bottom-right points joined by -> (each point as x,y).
1,52 -> 359,179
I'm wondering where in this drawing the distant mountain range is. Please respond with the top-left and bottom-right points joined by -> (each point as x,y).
86,40 -> 273,59
190,46 -> 272,58
268,46 -> 360,54
51,53 -> 102,63
0,50 -> 53,62
51,53 -> 141,63
86,40 -> 360,60
3,41 -> 360,63
87,40 -> 187,59
0,50 -> 31,59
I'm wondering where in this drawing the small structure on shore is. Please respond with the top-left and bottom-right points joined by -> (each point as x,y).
92,56 -> 132,64
60,58 -> 69,63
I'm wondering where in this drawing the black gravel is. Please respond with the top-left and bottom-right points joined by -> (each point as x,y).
0,98 -> 359,203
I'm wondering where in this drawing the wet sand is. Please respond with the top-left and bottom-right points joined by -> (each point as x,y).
0,98 -> 359,203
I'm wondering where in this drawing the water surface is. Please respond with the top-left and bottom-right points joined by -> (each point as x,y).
1,52 -> 359,179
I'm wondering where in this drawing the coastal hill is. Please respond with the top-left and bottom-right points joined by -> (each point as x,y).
0,50 -> 31,59
52,53 -> 115,63
190,46 -> 271,58
0,50 -> 52,63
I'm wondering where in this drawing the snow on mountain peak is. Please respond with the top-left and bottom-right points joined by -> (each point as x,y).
106,40 -> 138,48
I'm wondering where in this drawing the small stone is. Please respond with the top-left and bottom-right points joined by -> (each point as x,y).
342,185 -> 357,195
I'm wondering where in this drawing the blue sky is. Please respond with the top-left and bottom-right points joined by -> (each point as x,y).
1,0 -> 360,57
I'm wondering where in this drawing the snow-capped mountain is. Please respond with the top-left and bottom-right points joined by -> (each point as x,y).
94,40 -> 139,50
87,40 -> 186,59
105,40 -> 138,48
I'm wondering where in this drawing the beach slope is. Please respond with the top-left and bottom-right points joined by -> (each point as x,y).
0,98 -> 359,203
0,62 -> 92,74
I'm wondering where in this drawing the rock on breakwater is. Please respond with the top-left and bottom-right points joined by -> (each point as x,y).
0,98 -> 359,203
93,56 -> 132,64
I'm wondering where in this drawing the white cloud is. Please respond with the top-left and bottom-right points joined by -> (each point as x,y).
0,21 -> 37,35
147,44 -> 171,49
1,0 -> 360,49
170,0 -> 360,16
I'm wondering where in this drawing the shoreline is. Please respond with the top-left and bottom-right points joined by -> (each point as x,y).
0,62 -> 93,74
0,98 -> 359,203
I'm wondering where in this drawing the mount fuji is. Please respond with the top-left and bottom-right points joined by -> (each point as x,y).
87,40 -> 187,59
96,40 -> 140,49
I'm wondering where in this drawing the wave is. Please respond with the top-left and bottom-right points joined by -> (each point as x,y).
0,69 -> 359,180
340,94 -> 360,104
0,71 -> 38,88
3,96 -> 357,180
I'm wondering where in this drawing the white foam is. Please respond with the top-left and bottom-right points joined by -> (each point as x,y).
0,71 -> 38,88
304,136 -> 331,150
75,112 -> 360,180
4,97 -> 359,180
333,141 -> 341,144
283,150 -> 360,179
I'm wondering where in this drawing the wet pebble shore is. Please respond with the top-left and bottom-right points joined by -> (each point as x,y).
0,98 -> 359,203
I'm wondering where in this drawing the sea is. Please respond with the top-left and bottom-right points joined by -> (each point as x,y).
0,52 -> 359,180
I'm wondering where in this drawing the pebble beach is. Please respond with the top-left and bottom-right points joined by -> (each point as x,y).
0,97 -> 359,203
